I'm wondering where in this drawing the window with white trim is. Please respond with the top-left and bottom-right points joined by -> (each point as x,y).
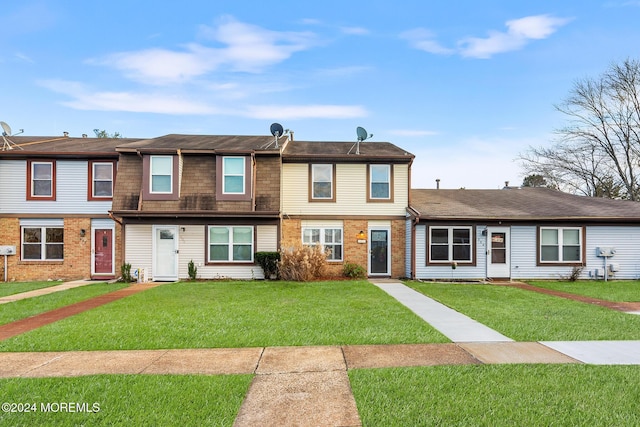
222,157 -> 246,194
91,161 -> 114,198
150,156 -> 173,193
302,227 -> 343,261
29,161 -> 55,199
539,227 -> 582,263
311,164 -> 333,199
369,164 -> 391,199
21,226 -> 64,260
428,226 -> 473,263
208,226 -> 253,262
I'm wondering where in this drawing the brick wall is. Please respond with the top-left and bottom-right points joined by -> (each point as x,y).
0,217 -> 121,282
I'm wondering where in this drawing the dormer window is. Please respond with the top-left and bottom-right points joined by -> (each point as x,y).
223,157 -> 246,194
150,156 -> 173,194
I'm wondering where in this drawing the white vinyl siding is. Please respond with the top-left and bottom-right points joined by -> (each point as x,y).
282,163 -> 409,216
0,160 -> 112,214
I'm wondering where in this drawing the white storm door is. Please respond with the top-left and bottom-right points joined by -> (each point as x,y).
153,225 -> 178,280
486,227 -> 510,279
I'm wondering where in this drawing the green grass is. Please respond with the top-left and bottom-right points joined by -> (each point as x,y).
406,281 -> 640,341
526,280 -> 640,302
349,365 -> 640,426
0,374 -> 252,426
0,282 -> 129,326
0,280 -> 448,351
0,281 -> 63,298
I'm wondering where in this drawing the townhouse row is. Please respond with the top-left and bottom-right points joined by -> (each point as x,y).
3,132 -> 640,282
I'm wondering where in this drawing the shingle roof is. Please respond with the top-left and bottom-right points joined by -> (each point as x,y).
410,187 -> 640,221
116,134 -> 281,153
283,140 -> 414,162
0,136 -> 138,156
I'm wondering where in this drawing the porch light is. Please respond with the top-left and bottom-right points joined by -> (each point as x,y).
356,230 -> 367,244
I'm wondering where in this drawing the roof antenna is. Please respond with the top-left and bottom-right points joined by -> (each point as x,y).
349,126 -> 373,155
1,121 -> 24,151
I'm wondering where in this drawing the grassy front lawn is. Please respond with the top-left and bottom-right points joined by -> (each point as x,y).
0,281 -> 63,298
349,364 -> 640,426
0,374 -> 252,427
0,280 -> 448,351
0,283 -> 129,326
406,281 -> 640,341
526,280 -> 640,302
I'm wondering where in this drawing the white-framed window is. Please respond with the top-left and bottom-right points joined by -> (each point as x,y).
539,227 -> 582,263
428,226 -> 473,263
90,161 -> 114,198
28,160 -> 55,199
208,226 -> 254,262
302,227 -> 343,261
369,164 -> 391,199
150,156 -> 173,194
223,157 -> 246,194
21,226 -> 64,261
311,164 -> 334,200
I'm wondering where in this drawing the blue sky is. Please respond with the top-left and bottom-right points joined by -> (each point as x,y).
2,1 -> 640,188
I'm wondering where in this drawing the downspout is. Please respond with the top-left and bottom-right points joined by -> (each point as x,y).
136,150 -> 143,211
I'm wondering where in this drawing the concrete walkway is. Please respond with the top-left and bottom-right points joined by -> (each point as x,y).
0,279 -> 96,304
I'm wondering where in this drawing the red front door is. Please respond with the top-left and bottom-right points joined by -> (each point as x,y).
94,229 -> 113,275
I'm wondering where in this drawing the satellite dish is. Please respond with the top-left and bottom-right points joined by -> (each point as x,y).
1,121 -> 11,136
1,121 -> 23,151
350,126 -> 373,155
270,122 -> 284,137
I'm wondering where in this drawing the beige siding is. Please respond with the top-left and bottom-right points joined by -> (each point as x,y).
282,163 -> 408,216
256,225 -> 278,252
125,224 -> 153,279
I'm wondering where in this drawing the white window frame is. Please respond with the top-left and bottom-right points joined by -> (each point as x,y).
91,162 -> 114,198
311,164 -> 334,200
207,226 -> 254,263
222,156 -> 246,195
539,227 -> 583,263
428,226 -> 473,263
30,161 -> 54,197
150,155 -> 173,194
369,164 -> 391,200
302,227 -> 343,261
21,225 -> 64,261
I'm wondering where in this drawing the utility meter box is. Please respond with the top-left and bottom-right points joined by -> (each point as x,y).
0,246 -> 16,256
596,247 -> 616,257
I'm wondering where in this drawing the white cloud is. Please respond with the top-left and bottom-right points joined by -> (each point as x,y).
341,26 -> 370,35
400,28 -> 454,55
89,16 -> 317,85
403,15 -> 571,59
244,104 -> 368,120
459,15 -> 572,59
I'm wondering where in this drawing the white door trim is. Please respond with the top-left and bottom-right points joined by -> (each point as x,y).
152,225 -> 179,281
486,226 -> 510,279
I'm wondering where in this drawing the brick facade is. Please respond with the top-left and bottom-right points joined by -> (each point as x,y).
281,218 -> 406,278
0,217 -> 121,282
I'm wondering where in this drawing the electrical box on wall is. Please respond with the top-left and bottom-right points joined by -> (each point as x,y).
0,246 -> 16,256
596,247 -> 616,257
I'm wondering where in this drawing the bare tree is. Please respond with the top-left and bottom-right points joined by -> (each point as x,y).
519,58 -> 640,200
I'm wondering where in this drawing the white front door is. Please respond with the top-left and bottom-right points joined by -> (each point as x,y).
369,227 -> 391,276
486,227 -> 510,279
153,225 -> 178,281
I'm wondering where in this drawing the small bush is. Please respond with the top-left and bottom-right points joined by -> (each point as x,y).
255,252 -> 280,279
188,260 -> 198,281
566,266 -> 584,282
279,244 -> 327,281
120,263 -> 133,282
343,261 -> 367,279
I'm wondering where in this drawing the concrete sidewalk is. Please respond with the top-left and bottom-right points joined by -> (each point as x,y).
0,279 -> 96,304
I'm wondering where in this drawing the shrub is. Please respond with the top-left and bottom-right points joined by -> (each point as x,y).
255,252 -> 280,279
188,260 -> 198,281
343,261 -> 366,279
279,244 -> 327,281
566,266 -> 584,282
120,263 -> 133,282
